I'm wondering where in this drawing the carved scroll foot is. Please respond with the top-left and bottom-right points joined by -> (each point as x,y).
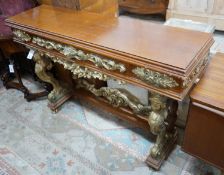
33,52 -> 72,112
146,92 -> 178,170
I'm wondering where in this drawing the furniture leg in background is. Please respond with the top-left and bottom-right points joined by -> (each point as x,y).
0,40 -> 50,101
40,0 -> 118,17
0,0 -> 48,101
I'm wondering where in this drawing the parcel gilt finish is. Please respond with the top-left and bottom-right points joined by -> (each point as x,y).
6,5 -> 214,170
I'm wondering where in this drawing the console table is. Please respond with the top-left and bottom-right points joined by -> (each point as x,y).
6,5 -> 214,170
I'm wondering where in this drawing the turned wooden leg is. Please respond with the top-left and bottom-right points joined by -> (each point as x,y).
146,92 -> 178,170
1,59 -> 29,93
33,51 -> 72,112
0,55 -> 50,102
1,58 -> 21,88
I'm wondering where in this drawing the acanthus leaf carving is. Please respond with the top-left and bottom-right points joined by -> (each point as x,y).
132,67 -> 179,89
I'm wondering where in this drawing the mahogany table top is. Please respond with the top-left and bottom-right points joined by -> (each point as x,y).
6,5 -> 213,74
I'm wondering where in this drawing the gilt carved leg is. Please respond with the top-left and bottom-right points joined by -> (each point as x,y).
33,52 -> 72,112
146,92 -> 178,170
76,79 -> 177,170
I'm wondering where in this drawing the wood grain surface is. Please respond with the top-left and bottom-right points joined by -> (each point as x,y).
6,5 -> 213,72
119,0 -> 169,15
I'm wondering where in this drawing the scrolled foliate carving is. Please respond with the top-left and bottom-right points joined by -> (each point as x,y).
76,79 -> 152,115
72,67 -> 109,81
60,46 -> 126,72
132,67 -> 179,89
45,54 -> 110,81
13,29 -> 31,42
13,30 -> 126,72
31,35 -> 126,72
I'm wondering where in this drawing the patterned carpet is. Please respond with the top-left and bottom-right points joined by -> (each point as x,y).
0,78 -> 221,175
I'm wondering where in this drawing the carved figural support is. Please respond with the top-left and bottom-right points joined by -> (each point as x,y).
147,92 -> 177,160
33,52 -> 72,112
148,93 -> 168,158
13,29 -> 179,169
76,78 -> 177,161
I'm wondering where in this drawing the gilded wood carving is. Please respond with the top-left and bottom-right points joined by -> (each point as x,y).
182,55 -> 209,88
148,93 -> 168,158
33,52 -> 71,105
7,5 -> 213,170
132,67 -> 179,89
76,79 -> 177,159
13,29 -> 210,92
13,29 -> 126,72
45,54 -> 110,81
13,30 -> 31,42
76,79 -> 152,115
13,29 -> 179,160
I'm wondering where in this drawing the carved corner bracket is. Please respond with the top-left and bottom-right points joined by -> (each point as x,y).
182,55 -> 209,88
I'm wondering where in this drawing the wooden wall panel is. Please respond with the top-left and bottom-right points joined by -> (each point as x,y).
39,0 -> 78,9
119,0 -> 169,15
39,0 -> 118,17
167,0 -> 224,31
82,0 -> 118,17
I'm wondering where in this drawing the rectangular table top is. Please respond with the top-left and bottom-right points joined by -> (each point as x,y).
6,5 -> 215,100
6,5 -> 213,74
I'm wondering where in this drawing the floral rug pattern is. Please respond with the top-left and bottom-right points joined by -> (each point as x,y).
0,79 -> 221,175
